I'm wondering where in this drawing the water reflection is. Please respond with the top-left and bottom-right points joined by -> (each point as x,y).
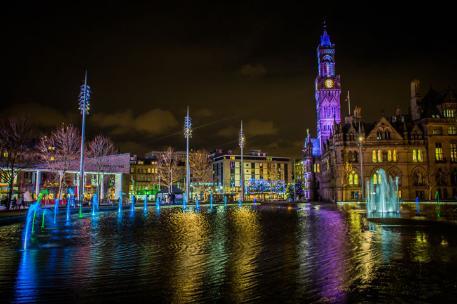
15,251 -> 38,303
0,204 -> 456,303
228,207 -> 261,303
167,211 -> 209,303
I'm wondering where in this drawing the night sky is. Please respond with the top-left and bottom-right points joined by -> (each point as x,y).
2,1 -> 457,158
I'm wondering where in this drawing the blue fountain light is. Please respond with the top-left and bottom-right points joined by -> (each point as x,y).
54,199 -> 59,224
224,195 -> 227,207
182,194 -> 187,210
23,202 -> 41,250
144,196 -> 148,213
91,194 -> 98,216
118,197 -> 123,214
130,195 -> 136,218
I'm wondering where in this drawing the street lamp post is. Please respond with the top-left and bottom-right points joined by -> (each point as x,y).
78,71 -> 91,216
184,106 -> 192,206
239,121 -> 246,202
358,136 -> 364,201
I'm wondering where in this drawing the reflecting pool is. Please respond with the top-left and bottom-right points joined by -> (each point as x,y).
1,204 -> 457,303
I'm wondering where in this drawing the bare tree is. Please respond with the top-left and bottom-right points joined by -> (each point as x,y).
157,147 -> 183,193
189,149 -> 212,198
0,118 -> 33,209
87,135 -> 116,199
190,149 -> 212,183
38,124 -> 80,199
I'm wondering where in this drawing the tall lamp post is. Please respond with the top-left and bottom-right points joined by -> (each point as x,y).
78,71 -> 91,215
184,106 -> 192,206
239,121 -> 246,202
358,135 -> 364,201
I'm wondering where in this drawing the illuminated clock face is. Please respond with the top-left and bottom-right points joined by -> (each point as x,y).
324,78 -> 334,89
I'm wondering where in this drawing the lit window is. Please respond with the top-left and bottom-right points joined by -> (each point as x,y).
448,126 -> 457,135
451,144 -> 457,162
435,143 -> 443,161
393,150 -> 397,162
444,109 -> 455,118
388,150 -> 392,161
418,150 -> 422,162
348,171 -> 359,185
378,150 -> 383,162
412,149 -> 417,162
372,150 -> 377,163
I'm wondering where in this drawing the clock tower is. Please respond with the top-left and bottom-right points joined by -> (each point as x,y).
315,22 -> 341,154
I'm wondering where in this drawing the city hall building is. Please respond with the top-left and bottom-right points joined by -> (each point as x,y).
302,26 -> 457,202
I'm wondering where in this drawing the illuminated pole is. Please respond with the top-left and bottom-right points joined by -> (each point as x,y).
239,121 -> 246,202
78,71 -> 91,213
184,106 -> 192,205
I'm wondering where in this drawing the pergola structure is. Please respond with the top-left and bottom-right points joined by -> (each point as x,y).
2,153 -> 131,202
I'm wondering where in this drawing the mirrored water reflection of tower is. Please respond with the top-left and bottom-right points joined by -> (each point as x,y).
315,22 -> 341,154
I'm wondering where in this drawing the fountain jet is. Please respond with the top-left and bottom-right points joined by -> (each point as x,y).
366,168 -> 400,218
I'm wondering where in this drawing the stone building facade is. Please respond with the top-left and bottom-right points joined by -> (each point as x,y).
303,25 -> 457,202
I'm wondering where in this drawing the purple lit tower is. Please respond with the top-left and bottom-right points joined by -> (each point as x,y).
315,22 -> 341,154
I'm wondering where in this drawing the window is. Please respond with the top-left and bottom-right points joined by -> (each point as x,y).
435,143 -> 444,161
388,150 -> 392,162
451,144 -> 457,163
432,128 -> 442,135
377,130 -> 391,140
413,149 -> 423,162
393,149 -> 397,162
449,126 -> 457,135
413,171 -> 425,186
444,109 -> 455,118
372,173 -> 382,185
372,150 -> 377,163
378,150 -> 383,162
348,171 -> 359,185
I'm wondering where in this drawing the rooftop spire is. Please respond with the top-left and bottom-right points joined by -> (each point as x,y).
320,19 -> 332,47
347,90 -> 351,116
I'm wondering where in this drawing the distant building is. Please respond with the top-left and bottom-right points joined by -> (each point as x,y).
303,24 -> 457,202
211,149 -> 293,200
129,155 -> 159,197
0,153 -> 132,202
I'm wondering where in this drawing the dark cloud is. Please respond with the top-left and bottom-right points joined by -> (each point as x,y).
240,64 -> 267,78
1,103 -> 77,128
217,119 -> 278,138
3,2 -> 457,158
92,109 -> 178,136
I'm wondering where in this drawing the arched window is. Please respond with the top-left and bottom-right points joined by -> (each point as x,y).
372,150 -> 377,163
348,170 -> 359,185
413,171 -> 424,186
451,169 -> 457,186
372,173 -> 382,185
436,169 -> 447,186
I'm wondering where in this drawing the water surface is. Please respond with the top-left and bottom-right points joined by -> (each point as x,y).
0,204 -> 456,303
